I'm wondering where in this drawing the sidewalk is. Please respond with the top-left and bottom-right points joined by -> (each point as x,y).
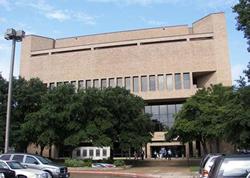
69,164 -> 199,178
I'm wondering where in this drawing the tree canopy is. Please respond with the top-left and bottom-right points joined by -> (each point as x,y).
169,62 -> 250,152
169,84 -> 234,153
233,0 -> 250,52
0,76 -> 152,156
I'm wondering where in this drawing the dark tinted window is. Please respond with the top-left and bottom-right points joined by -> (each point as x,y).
133,76 -> 139,93
7,161 -> 25,169
0,162 -> 8,169
96,149 -> 100,157
125,77 -> 130,90
183,73 -> 190,89
149,75 -> 156,91
76,149 -> 81,157
89,150 -> 94,157
103,149 -> 107,157
117,78 -> 123,87
82,150 -> 87,157
141,76 -> 147,92
12,155 -> 24,162
25,156 -> 38,164
201,155 -> 212,168
175,73 -> 181,90
0,154 -> 11,160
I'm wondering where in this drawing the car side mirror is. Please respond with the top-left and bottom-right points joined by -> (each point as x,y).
34,161 -> 39,165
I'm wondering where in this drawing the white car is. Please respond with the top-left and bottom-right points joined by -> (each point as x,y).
0,160 -> 51,178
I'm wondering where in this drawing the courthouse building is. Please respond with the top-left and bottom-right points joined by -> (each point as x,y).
20,12 -> 232,158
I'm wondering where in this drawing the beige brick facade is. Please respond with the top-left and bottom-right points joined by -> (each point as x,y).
20,12 -> 232,158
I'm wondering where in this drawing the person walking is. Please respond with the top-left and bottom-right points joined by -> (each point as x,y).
167,149 -> 172,160
141,150 -> 144,160
153,150 -> 157,159
134,151 -> 138,160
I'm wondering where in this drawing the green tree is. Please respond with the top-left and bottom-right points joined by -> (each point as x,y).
11,77 -> 47,152
224,86 -> 250,149
243,61 -> 250,82
169,84 -> 233,153
64,88 -> 110,147
0,74 -> 8,151
102,87 -> 153,155
23,84 -> 75,156
64,87 -> 153,158
233,0 -> 250,52
225,62 -> 250,149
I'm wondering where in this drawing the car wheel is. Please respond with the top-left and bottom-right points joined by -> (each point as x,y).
17,175 -> 27,178
44,171 -> 53,178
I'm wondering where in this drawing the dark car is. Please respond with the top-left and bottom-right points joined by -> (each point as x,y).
208,154 -> 250,178
0,168 -> 16,178
199,153 -> 222,178
199,154 -> 222,178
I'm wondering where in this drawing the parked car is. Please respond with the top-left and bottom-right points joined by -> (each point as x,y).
0,160 -> 50,178
199,154 -> 222,178
0,168 -> 16,178
0,153 -> 70,178
208,154 -> 250,178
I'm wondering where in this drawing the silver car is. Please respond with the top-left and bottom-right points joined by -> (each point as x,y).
0,160 -> 50,178
0,153 -> 70,178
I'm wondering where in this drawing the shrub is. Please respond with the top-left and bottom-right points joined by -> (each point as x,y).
113,159 -> 125,167
83,159 -> 92,167
64,158 -> 92,167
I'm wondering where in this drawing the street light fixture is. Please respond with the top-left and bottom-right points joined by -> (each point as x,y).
4,28 -> 25,153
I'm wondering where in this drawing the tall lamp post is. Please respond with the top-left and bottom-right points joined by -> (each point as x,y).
4,28 -> 25,153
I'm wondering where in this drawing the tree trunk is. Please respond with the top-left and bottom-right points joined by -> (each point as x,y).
216,138 -> 220,153
201,140 -> 208,154
49,144 -> 52,158
40,145 -> 45,156
110,148 -> 114,160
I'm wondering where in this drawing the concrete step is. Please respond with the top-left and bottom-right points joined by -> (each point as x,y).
125,159 -> 200,167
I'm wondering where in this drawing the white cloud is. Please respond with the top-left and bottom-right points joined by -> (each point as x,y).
15,0 -> 97,25
73,12 -> 97,25
45,10 -> 70,21
140,17 -> 166,26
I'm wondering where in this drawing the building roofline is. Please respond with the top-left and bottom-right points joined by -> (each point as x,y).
55,24 -> 188,41
192,12 -> 225,25
24,12 -> 224,41
24,34 -> 55,41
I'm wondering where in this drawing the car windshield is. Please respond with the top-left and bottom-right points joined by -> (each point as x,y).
7,161 -> 25,169
35,155 -> 51,164
219,158 -> 250,177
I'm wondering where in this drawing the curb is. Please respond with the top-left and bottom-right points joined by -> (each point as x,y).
69,170 -> 160,178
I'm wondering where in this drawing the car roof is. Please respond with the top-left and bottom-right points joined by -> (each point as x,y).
1,153 -> 40,157
0,160 -> 19,163
221,154 -> 250,158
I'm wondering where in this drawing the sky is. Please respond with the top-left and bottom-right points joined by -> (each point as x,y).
0,0 -> 249,83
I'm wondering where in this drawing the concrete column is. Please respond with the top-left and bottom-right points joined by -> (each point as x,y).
192,141 -> 198,157
146,143 -> 151,158
185,143 -> 190,159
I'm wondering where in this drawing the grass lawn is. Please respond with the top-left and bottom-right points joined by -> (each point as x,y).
189,166 -> 199,172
